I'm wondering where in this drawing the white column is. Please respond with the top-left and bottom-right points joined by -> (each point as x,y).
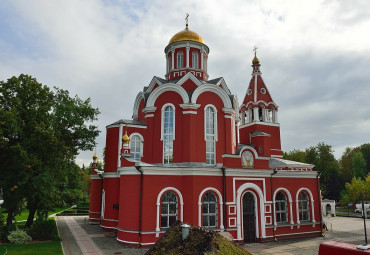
166,54 -> 169,73
171,49 -> 175,69
186,44 -> 190,68
274,111 -> 278,123
201,47 -> 204,69
253,107 -> 259,122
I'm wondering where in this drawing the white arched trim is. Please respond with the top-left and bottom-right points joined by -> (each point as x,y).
198,187 -> 224,230
155,187 -> 184,237
161,103 -> 176,141
146,84 -> 189,107
129,133 -> 144,157
273,188 -> 294,226
132,92 -> 145,120
147,76 -> 164,93
295,188 -> 316,225
239,146 -> 259,159
245,101 -> 278,110
236,183 -> 265,240
191,84 -> 232,109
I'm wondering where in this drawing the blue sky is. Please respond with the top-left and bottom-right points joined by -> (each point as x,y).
1,0 -> 370,166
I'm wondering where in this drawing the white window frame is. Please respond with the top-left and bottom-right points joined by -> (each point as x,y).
161,104 -> 175,165
192,51 -> 199,69
202,192 -> 218,228
275,192 -> 288,224
129,133 -> 144,161
298,192 -> 310,222
177,51 -> 183,69
160,191 -> 178,229
204,105 -> 218,165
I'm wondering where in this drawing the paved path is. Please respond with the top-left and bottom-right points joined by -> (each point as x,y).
55,216 -> 103,255
243,216 -> 369,255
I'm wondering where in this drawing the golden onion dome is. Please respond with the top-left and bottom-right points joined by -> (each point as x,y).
169,26 -> 205,45
122,131 -> 130,144
252,55 -> 260,65
93,153 -> 98,160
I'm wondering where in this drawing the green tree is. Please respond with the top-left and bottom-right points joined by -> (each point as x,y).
340,176 -> 370,205
0,74 -> 100,228
339,147 -> 360,182
360,143 -> 370,173
353,152 -> 367,179
283,149 -> 306,162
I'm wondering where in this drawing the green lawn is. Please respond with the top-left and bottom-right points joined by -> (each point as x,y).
1,206 -> 70,222
0,241 -> 62,255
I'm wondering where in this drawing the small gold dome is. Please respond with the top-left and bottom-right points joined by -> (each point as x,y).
122,131 -> 130,144
169,27 -> 205,45
252,56 -> 260,65
93,153 -> 98,160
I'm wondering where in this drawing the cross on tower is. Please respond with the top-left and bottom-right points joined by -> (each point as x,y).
253,46 -> 258,56
185,13 -> 189,28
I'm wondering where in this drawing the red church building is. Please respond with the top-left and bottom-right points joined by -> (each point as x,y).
89,21 -> 322,246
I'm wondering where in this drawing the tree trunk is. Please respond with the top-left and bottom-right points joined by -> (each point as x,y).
6,210 -> 14,230
25,207 -> 37,228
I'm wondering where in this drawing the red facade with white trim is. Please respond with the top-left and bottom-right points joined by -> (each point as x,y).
89,25 -> 322,246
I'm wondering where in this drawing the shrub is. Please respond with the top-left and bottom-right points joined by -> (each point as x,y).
28,219 -> 59,240
8,228 -> 32,244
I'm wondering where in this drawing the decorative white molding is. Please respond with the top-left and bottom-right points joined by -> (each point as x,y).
229,218 -> 236,227
132,92 -> 145,120
146,84 -> 189,107
236,184 -> 266,240
182,111 -> 197,114
295,188 -> 316,225
191,84 -> 232,108
117,124 -> 123,168
198,187 -> 224,230
179,103 -> 201,110
145,114 -> 154,118
273,188 -> 294,226
176,71 -> 203,87
156,187 -> 184,237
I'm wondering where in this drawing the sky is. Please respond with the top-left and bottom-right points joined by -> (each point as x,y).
1,0 -> 369,167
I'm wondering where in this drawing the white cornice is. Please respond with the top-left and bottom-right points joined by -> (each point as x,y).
180,103 -> 201,109
239,121 -> 280,129
142,106 -> 157,113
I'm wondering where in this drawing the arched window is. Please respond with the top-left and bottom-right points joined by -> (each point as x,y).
163,105 -> 174,165
202,192 -> 218,228
298,192 -> 310,221
205,106 -> 216,165
267,107 -> 274,123
177,52 -> 183,69
161,192 -> 178,228
192,51 -> 199,69
249,107 -> 254,122
130,135 -> 142,161
276,192 -> 288,224
258,106 -> 264,121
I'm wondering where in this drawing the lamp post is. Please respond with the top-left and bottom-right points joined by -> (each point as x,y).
357,191 -> 370,250
0,187 -> 4,206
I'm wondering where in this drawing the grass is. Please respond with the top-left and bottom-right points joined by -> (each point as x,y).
0,240 -> 63,255
1,206 -> 70,222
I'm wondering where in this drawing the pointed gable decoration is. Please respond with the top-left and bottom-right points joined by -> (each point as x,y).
146,76 -> 165,93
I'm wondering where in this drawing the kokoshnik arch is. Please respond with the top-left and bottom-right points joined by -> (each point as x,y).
89,20 -> 322,246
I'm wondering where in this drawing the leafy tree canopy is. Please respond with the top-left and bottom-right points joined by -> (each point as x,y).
0,74 -> 100,228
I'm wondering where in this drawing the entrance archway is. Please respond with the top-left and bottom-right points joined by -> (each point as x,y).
242,192 -> 256,243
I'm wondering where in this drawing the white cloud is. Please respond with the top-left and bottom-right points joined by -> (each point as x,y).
1,0 -> 370,164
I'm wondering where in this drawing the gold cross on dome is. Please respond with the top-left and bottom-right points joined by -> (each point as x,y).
185,13 -> 189,27
253,46 -> 258,56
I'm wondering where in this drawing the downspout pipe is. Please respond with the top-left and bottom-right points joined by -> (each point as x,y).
270,169 -> 278,241
316,171 -> 323,235
135,166 -> 143,247
221,167 -> 227,231
98,173 -> 104,224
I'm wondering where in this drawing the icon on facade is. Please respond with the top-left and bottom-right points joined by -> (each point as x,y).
242,151 -> 254,168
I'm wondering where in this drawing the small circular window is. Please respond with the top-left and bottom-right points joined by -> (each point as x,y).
247,89 -> 252,95
260,88 -> 266,94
